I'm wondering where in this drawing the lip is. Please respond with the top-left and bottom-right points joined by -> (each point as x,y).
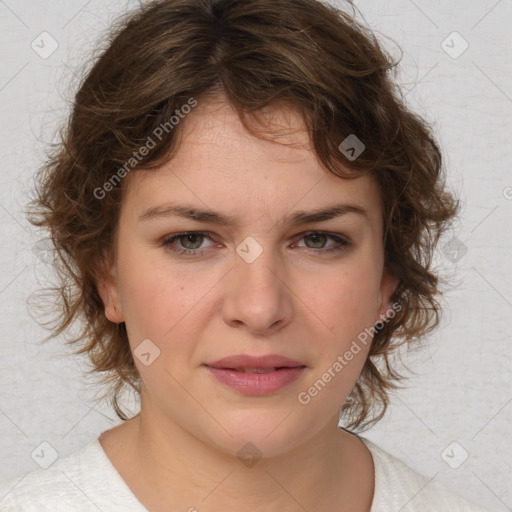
203,354 -> 307,395
205,354 -> 305,370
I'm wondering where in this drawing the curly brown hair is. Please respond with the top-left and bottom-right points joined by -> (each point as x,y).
26,0 -> 458,430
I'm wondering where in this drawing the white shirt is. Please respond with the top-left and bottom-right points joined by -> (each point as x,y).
0,436 -> 493,511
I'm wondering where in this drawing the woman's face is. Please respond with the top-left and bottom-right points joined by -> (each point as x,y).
99,95 -> 396,457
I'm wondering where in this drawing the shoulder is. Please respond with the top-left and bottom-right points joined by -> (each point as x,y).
360,437 -> 493,512
0,438 -> 146,511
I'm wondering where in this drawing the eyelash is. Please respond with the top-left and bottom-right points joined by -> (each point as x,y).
161,231 -> 350,257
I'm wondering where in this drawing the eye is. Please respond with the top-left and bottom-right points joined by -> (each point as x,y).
161,231 -> 215,256
293,231 -> 350,253
161,230 -> 350,257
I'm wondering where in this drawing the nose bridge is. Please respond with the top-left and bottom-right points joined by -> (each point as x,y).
234,236 -> 283,301
222,235 -> 293,333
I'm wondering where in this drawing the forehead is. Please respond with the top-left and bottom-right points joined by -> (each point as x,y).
121,95 -> 382,231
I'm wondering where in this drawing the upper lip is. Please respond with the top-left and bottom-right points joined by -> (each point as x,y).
205,354 -> 305,370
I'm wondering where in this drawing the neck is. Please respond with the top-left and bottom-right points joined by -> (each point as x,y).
109,404 -> 375,512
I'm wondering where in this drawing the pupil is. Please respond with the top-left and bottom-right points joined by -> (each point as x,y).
308,233 -> 325,248
183,234 -> 202,249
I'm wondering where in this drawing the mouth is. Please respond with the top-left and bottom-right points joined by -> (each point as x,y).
203,355 -> 307,395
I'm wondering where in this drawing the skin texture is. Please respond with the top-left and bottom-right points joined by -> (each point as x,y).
97,93 -> 397,512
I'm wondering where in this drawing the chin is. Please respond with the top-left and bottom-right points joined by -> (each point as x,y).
202,411 -> 318,461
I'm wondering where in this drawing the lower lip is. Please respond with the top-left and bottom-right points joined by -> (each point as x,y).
204,366 -> 306,395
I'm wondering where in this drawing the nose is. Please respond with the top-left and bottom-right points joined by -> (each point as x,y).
221,246 -> 294,336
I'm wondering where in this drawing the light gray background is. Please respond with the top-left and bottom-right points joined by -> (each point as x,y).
0,0 -> 510,510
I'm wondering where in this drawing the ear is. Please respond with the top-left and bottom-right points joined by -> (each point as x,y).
96,260 -> 124,324
375,270 -> 399,324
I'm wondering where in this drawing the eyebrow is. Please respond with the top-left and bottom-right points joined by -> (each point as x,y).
138,202 -> 368,226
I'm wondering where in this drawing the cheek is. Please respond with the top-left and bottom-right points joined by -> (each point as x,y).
304,261 -> 382,336
296,259 -> 383,395
121,277 -> 202,342
119,273 -> 207,389
297,268 -> 379,404
117,249 -> 219,359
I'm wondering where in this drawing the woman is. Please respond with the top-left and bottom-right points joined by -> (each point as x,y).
0,0 -> 494,510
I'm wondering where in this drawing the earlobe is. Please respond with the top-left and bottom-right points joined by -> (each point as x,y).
96,266 -> 124,324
